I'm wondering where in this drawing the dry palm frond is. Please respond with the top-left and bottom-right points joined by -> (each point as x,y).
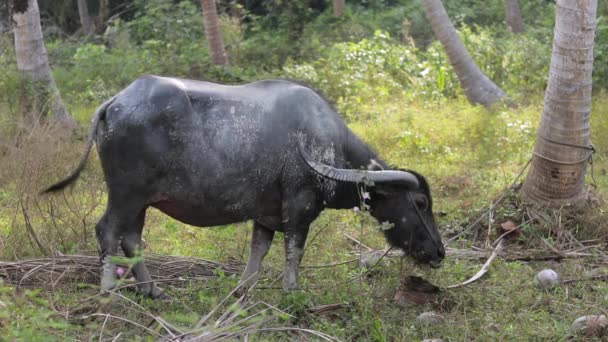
0,253 -> 242,289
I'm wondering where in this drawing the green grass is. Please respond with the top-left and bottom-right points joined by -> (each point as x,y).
1,93 -> 607,340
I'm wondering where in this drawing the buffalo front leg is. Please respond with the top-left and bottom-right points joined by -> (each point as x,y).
283,227 -> 310,291
120,208 -> 167,299
240,221 -> 275,287
281,190 -> 319,291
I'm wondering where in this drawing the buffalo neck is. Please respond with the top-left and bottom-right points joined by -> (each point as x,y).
324,132 -> 389,210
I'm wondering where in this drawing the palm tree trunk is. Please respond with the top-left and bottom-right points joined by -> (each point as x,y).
333,0 -> 345,17
504,0 -> 525,33
521,0 -> 597,206
422,0 -> 506,107
10,0 -> 75,126
200,0 -> 229,66
77,0 -> 95,36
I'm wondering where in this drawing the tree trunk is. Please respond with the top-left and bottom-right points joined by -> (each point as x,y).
200,0 -> 229,66
333,0 -> 345,17
521,0 -> 597,206
422,0 -> 506,107
98,0 -> 108,31
10,0 -> 75,126
504,0 -> 525,33
77,0 -> 95,36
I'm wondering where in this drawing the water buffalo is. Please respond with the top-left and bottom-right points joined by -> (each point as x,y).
43,76 -> 444,298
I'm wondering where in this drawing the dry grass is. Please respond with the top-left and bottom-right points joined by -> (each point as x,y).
0,118 -> 106,259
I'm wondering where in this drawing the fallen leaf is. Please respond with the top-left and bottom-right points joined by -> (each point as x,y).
394,276 -> 440,306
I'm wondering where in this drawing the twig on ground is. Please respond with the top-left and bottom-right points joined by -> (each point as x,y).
109,291 -> 181,337
257,327 -> 342,342
265,271 -> 284,290
99,314 -> 110,342
84,313 -> 162,337
447,238 -> 505,289
562,274 -> 608,285
305,222 -> 331,252
194,273 -> 256,329
259,301 -> 296,320
540,237 -> 566,258
306,303 -> 349,315
301,258 -> 358,268
343,233 -> 373,251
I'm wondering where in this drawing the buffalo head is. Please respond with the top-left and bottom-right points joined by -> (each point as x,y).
300,149 -> 445,268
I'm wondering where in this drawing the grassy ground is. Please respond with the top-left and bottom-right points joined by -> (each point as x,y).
1,94 -> 607,341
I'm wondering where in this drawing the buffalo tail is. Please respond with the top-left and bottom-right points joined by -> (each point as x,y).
40,96 -> 116,194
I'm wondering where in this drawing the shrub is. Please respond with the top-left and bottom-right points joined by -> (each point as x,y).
425,25 -> 552,99
283,26 -> 553,117
284,31 -> 425,118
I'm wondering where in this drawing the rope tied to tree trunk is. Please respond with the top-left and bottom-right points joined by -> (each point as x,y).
533,135 -> 597,187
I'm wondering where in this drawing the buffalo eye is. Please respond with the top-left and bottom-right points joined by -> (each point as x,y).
415,195 -> 429,211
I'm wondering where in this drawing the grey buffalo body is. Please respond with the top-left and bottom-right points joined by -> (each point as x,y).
44,75 -> 444,297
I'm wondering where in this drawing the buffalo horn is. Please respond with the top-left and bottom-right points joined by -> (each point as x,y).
298,145 -> 419,188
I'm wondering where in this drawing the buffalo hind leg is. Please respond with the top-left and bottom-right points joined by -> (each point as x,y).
240,221 -> 275,288
120,208 -> 168,299
96,210 -> 120,292
96,201 -> 142,292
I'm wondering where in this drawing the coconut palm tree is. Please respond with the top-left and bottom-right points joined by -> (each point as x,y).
422,0 -> 506,107
521,0 -> 597,205
10,0 -> 74,125
504,0 -> 525,33
333,0 -> 345,17
200,0 -> 229,66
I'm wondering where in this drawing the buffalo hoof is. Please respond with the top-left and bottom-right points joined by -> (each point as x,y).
234,283 -> 254,299
100,257 -> 118,291
100,275 -> 118,293
154,290 -> 172,301
100,279 -> 117,292
139,285 -> 171,300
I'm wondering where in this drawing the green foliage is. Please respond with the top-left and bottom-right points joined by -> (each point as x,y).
128,0 -> 204,44
0,284 -> 72,340
441,0 -> 505,27
593,17 -> 608,90
283,31 -> 423,118
283,27 -> 552,118
8,0 -> 602,108
465,26 -> 551,94
44,0 -> 251,104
